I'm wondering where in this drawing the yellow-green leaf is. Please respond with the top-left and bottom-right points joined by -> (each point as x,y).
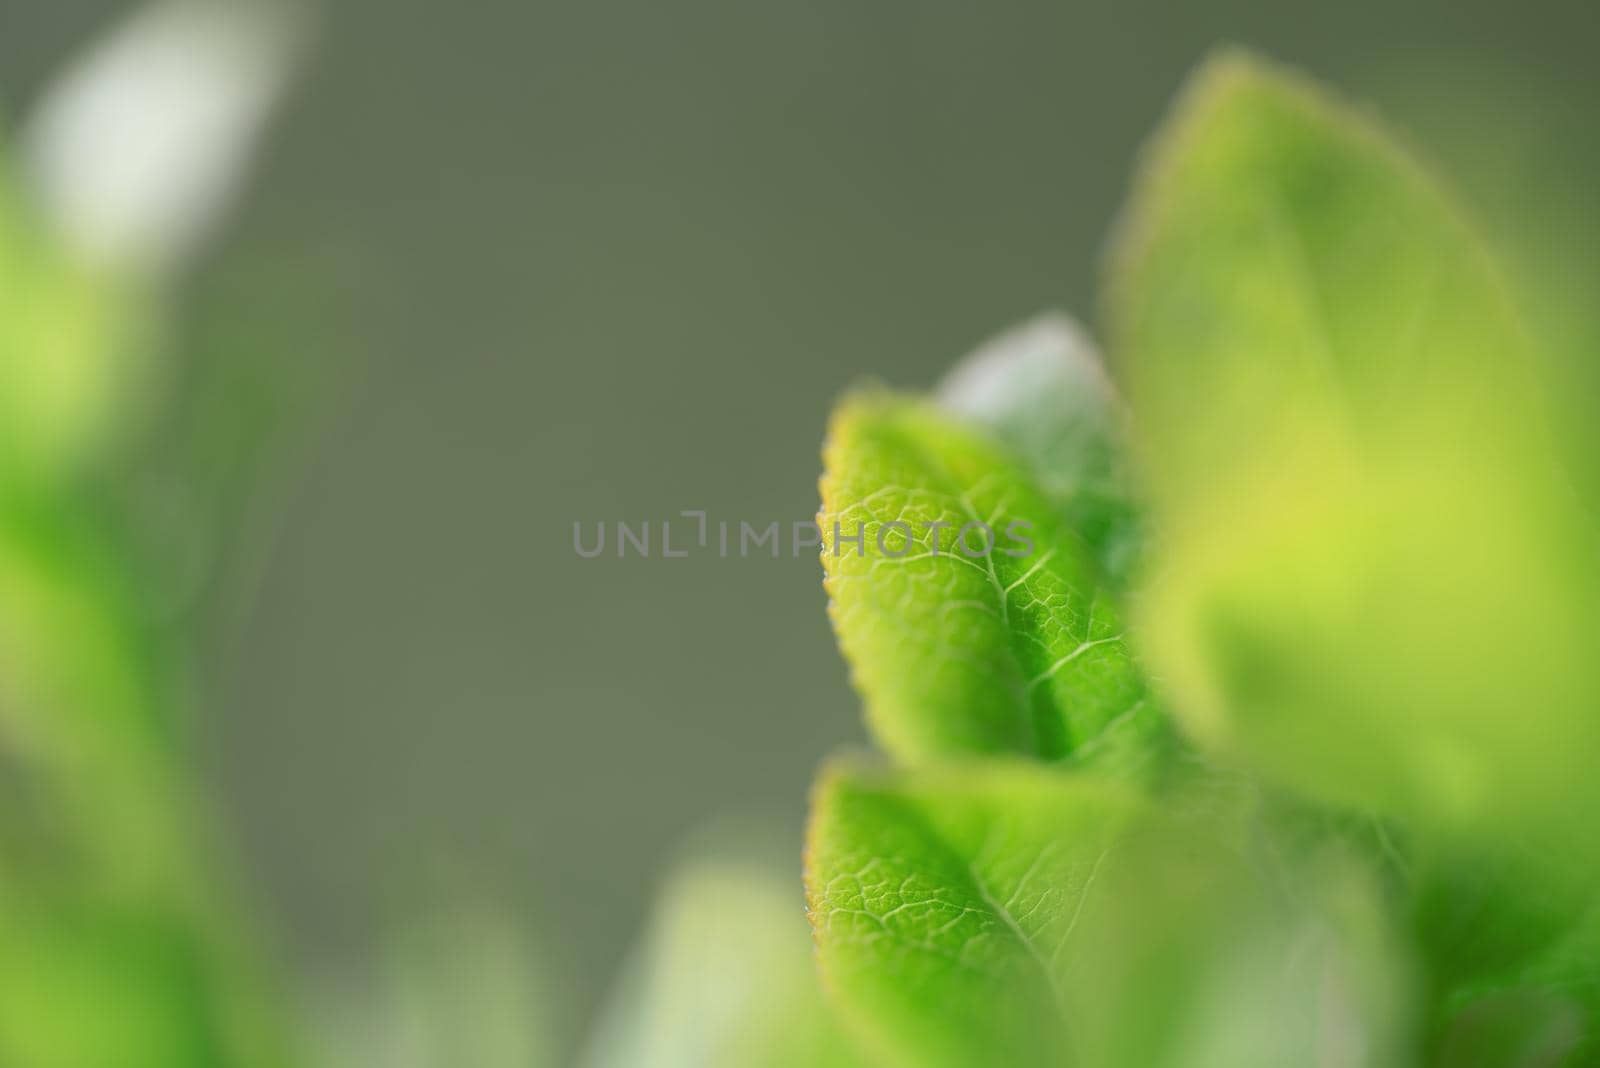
1108,50 -> 1600,859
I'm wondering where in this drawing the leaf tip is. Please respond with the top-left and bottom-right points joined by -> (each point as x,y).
1101,46 -> 1348,341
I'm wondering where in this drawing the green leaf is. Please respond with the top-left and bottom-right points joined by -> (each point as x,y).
937,313 -> 1143,590
805,759 -> 1140,1066
1107,50 -> 1600,858
806,759 -> 1415,1068
583,829 -> 866,1068
817,392 -> 1166,775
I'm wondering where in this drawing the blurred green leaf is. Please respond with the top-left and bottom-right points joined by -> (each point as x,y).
0,107 -> 298,1065
388,909 -> 554,1068
1365,65 -> 1600,517
0,897 -> 229,1067
818,392 -> 1166,775
311,896 -> 558,1068
584,829 -> 866,1068
1060,789 -> 1417,1068
1107,50 -> 1600,861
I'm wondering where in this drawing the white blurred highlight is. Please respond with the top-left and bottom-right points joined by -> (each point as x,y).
21,0 -> 303,276
937,311 -> 1113,421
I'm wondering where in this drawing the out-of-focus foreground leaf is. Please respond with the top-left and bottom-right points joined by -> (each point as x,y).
1108,50 -> 1600,867
1108,49 -> 1600,1055
1370,70 -> 1600,1060
818,393 -> 1165,776
1367,63 -> 1600,525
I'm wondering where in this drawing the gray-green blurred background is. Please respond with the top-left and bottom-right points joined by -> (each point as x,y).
5,0 -> 1599,1058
